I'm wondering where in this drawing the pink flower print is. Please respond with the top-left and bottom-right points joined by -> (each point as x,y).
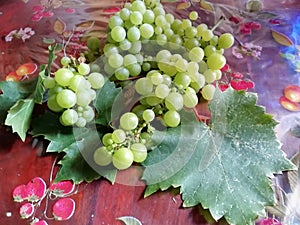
42,11 -> 54,17
65,8 -> 75,14
4,27 -> 35,42
32,5 -> 45,12
31,12 -> 43,21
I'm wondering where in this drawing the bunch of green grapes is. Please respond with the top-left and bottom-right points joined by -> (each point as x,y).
43,57 -> 105,127
85,0 -> 235,169
93,111 -> 155,170
87,0 -> 234,93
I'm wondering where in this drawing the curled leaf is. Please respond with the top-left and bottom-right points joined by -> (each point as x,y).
200,0 -> 214,12
271,29 -> 294,46
176,2 -> 191,10
54,18 -> 66,34
75,20 -> 95,31
117,216 -> 142,225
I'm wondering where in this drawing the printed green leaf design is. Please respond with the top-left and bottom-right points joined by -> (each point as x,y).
94,80 -> 122,126
0,80 -> 36,123
30,112 -> 117,184
271,29 -> 294,46
5,99 -> 35,141
142,87 -> 295,225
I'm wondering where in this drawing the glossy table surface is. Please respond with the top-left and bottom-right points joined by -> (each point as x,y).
1,0 -> 300,225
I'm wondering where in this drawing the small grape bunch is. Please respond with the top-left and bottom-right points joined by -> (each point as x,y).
43,56 -> 105,127
93,110 -> 155,170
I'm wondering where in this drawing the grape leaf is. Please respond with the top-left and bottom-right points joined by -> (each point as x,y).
54,128 -> 117,184
5,99 -> 35,141
94,80 -> 122,126
30,112 -> 117,184
30,111 -> 74,152
142,87 -> 295,225
0,80 -> 36,123
33,65 -> 47,104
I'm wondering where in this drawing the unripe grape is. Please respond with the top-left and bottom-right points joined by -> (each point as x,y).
142,109 -> 155,122
112,129 -> 126,143
54,68 -> 74,87
120,112 -> 139,131
163,110 -> 181,127
112,147 -> 134,170
202,84 -> 216,101
61,109 -> 78,126
78,63 -> 90,75
130,143 -> 147,162
218,33 -> 235,49
94,146 -> 112,166
56,89 -> 77,108
60,56 -> 71,66
207,53 -> 226,70
43,77 -> 56,89
165,92 -> 184,111
88,72 -> 105,89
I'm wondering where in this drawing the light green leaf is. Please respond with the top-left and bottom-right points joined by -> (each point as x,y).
0,80 -> 36,123
94,80 -> 122,126
5,98 -> 35,141
143,87 -> 295,225
33,65 -> 47,104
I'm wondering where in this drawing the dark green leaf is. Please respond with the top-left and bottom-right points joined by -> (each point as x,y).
31,113 -> 116,183
5,99 -> 35,141
0,80 -> 36,123
94,80 -> 122,125
30,111 -> 74,152
55,128 -> 117,184
143,88 -> 295,225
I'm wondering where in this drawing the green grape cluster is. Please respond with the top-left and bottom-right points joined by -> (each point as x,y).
84,0 -> 235,169
93,111 -> 155,170
43,57 -> 105,127
87,0 -> 234,99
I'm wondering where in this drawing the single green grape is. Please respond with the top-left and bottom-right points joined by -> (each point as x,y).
112,147 -> 134,170
56,89 -> 77,108
163,110 -> 181,127
142,109 -> 155,123
120,112 -> 139,131
130,143 -> 147,163
54,68 -> 74,87
94,146 -> 112,166
112,129 -> 126,143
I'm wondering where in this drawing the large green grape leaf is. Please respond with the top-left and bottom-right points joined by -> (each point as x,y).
30,112 -> 117,184
5,98 -> 35,141
142,87 -> 295,225
0,80 -> 36,123
94,80 -> 122,126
